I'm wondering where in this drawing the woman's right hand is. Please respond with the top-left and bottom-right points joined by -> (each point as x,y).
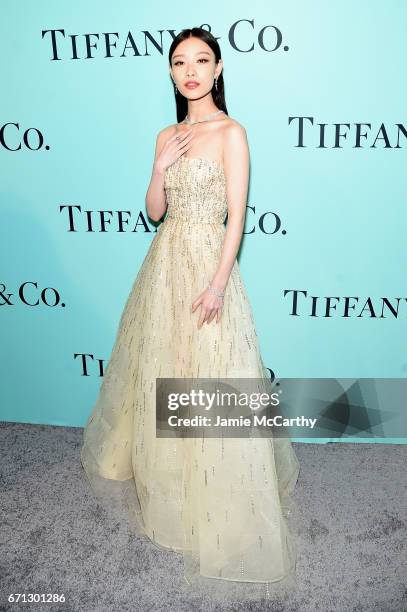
154,127 -> 194,174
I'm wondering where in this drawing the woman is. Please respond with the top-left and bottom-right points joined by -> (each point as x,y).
81,27 -> 300,600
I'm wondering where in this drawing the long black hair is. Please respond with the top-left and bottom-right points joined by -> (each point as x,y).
168,27 -> 228,124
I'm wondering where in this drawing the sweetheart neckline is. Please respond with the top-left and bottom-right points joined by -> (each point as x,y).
170,156 -> 225,175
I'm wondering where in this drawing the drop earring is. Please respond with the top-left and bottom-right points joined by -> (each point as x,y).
214,77 -> 218,91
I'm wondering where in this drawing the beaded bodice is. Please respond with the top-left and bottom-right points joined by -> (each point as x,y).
164,156 -> 227,224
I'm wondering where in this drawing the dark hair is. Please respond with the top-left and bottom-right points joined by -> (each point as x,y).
168,27 -> 228,123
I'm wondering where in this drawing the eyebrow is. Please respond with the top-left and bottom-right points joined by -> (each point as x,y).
172,51 -> 211,60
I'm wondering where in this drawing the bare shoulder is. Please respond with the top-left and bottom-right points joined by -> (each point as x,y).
156,122 -> 178,143
221,116 -> 249,161
153,123 -> 179,158
222,116 -> 248,141
161,122 -> 180,134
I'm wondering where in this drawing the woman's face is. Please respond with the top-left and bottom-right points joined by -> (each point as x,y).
170,37 -> 222,99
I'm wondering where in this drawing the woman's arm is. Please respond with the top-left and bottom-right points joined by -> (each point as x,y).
145,127 -> 194,222
211,122 -> 250,291
145,129 -> 168,222
191,122 -> 250,328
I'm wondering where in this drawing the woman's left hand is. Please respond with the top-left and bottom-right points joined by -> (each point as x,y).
192,287 -> 224,328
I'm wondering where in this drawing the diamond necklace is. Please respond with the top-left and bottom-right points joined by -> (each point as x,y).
183,109 -> 224,125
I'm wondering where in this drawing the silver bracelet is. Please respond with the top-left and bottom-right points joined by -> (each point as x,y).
208,284 -> 225,299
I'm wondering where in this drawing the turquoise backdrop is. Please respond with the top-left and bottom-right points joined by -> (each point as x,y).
1,1 -> 406,442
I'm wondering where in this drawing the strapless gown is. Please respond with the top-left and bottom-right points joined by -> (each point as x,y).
80,155 -> 300,596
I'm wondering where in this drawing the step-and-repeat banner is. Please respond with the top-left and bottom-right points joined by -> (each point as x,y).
1,3 -> 406,441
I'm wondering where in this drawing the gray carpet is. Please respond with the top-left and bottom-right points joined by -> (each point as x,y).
0,422 -> 406,612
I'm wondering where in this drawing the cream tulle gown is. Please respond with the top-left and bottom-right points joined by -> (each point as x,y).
81,154 -> 300,599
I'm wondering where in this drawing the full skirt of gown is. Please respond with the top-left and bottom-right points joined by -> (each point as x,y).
80,155 -> 301,600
